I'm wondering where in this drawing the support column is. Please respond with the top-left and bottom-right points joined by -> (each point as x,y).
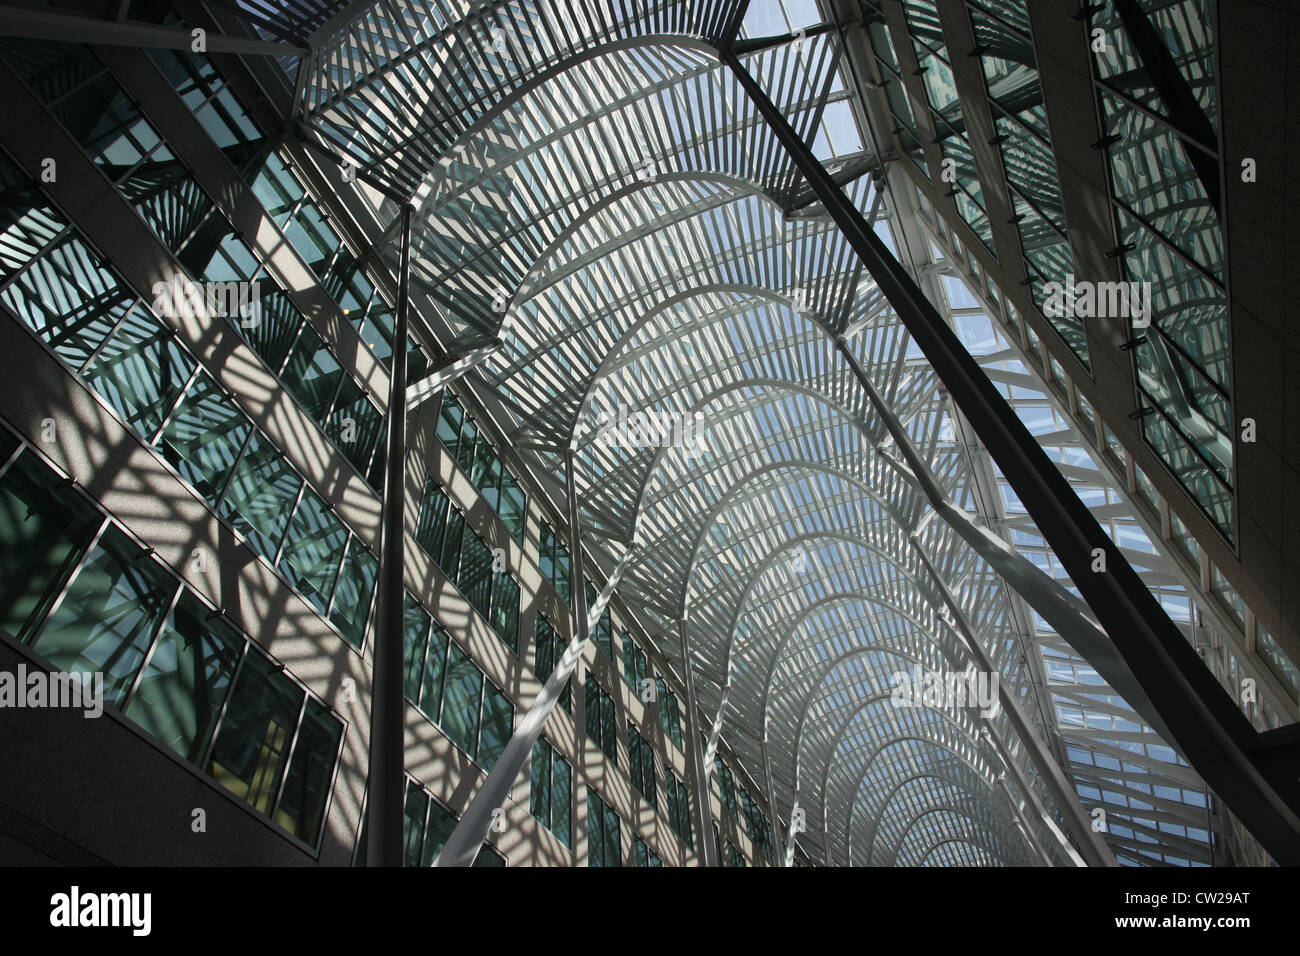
365,202 -> 413,867
679,618 -> 719,867
433,447 -> 617,866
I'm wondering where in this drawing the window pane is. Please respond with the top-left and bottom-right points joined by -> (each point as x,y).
277,489 -> 347,615
218,430 -> 301,559
35,526 -> 177,708
603,802 -> 621,866
421,798 -> 457,866
441,641 -> 482,758
330,537 -> 377,648
585,676 -> 601,743
157,369 -> 250,502
415,479 -> 450,557
0,451 -> 100,642
499,473 -> 525,543
436,391 -> 463,455
125,591 -> 242,763
457,525 -> 493,619
530,739 -> 550,827
600,693 -> 616,764
205,651 -> 301,815
455,417 -> 478,476
478,679 -> 513,771
552,754 -> 571,848
83,301 -> 196,439
490,571 -> 519,649
420,622 -> 449,723
281,325 -> 342,422
403,782 -> 428,866
329,383 -> 383,482
439,508 -> 465,580
402,597 -> 430,702
275,698 -> 343,846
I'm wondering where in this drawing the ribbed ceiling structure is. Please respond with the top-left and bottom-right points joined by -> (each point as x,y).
243,0 -> 1219,865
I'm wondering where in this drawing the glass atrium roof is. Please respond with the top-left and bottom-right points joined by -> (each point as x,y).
241,0 -> 1239,865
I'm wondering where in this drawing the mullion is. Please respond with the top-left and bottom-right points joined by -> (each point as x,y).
118,576 -> 186,711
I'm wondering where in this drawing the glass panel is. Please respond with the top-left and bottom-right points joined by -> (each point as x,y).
403,596 -> 430,702
585,675 -> 602,743
455,416 -> 479,476
490,570 -> 519,649
420,621 -> 449,723
498,471 -> 526,543
248,151 -> 304,226
457,524 -> 493,619
422,797 -> 457,866
218,430 -> 302,559
530,739 -> 550,829
403,782 -> 428,866
328,380 -> 382,479
441,641 -> 482,758
35,526 -> 177,708
276,489 -> 347,614
242,283 -> 303,373
205,650 -> 302,815
281,326 -> 343,422
330,537 -> 377,648
125,591 -> 242,763
157,368 -> 251,502
552,753 -> 570,848
275,698 -> 342,845
0,451 -> 100,642
600,691 -> 616,764
603,801 -> 621,866
416,479 -> 450,557
478,680 -> 512,770
83,302 -> 197,439
436,391 -> 463,455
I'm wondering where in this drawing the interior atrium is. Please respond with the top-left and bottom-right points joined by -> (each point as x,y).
0,0 -> 1297,874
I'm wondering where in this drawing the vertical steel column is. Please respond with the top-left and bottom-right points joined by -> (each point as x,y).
723,51 -> 1300,865
365,201 -> 413,866
679,618 -> 719,866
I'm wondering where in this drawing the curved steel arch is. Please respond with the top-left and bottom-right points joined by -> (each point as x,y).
859,770 -> 1016,866
838,729 -> 1004,868
891,806 -> 1017,868
918,839 -> 998,869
